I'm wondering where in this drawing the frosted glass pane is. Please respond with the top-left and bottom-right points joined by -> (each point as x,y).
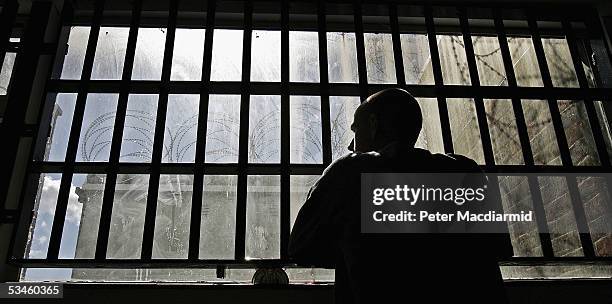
484,99 -> 524,165
199,175 -> 237,259
289,31 -> 320,82
76,94 -> 119,162
542,38 -> 580,88
210,29 -> 243,81
205,94 -> 241,163
447,98 -> 485,164
107,174 -> 150,259
327,32 -> 359,83
0,52 -> 16,95
163,95 -> 199,163
472,36 -> 507,86
290,175 -> 318,230
152,174 -> 193,259
59,174 -> 106,259
91,27 -> 129,80
508,37 -> 544,87
400,33 -> 434,85
132,28 -> 167,80
60,26 -> 90,80
438,35 -> 471,85
248,95 -> 281,163
251,30 -> 281,82
44,93 -> 77,161
538,176 -> 583,257
364,33 -> 396,84
25,174 -> 62,259
246,175 -> 280,259
119,94 -> 158,163
329,96 -> 360,160
558,100 -> 600,166
415,98 -> 444,154
521,99 -> 562,165
498,176 -> 543,257
171,28 -> 205,81
290,96 -> 322,164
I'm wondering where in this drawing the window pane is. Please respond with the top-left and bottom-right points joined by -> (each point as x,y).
246,175 -> 280,259
205,94 -> 241,163
290,31 -> 319,82
290,175 -> 318,230
200,175 -> 237,259
163,94 -> 199,163
251,30 -> 281,82
447,98 -> 485,164
498,176 -> 543,257
249,95 -> 281,163
210,29 -> 243,81
76,94 -> 119,162
400,33 -> 434,85
60,26 -> 90,80
507,37 -> 544,87
472,36 -> 507,86
91,27 -> 129,80
107,174 -> 150,259
120,94 -> 158,163
327,32 -> 359,83
538,176 -> 583,257
437,35 -> 471,85
364,33 -> 396,84
542,38 -> 579,88
594,100 -> 612,165
329,96 -> 360,160
132,28 -> 167,80
484,99 -> 524,165
415,98 -> 444,153
60,174 -> 106,259
521,99 -> 562,165
558,100 -> 600,166
25,174 -> 62,259
44,93 -> 77,162
0,52 -> 16,95
290,96 -> 322,164
170,28 -> 205,81
152,174 -> 193,259
576,176 -> 612,256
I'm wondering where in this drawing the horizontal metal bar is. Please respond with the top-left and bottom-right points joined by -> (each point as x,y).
45,80 -> 612,100
10,257 -> 612,269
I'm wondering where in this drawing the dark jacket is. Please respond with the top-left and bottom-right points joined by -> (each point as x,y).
289,143 -> 513,303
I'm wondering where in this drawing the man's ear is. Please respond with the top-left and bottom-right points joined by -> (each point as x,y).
368,113 -> 377,139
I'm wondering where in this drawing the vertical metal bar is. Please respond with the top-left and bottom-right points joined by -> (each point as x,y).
563,20 -> 611,167
280,0 -> 290,260
234,1 -> 253,261
141,0 -> 179,260
424,4 -> 454,154
47,0 -> 105,260
353,0 -> 368,100
458,7 -> 494,167
389,3 -> 405,86
528,11 -> 596,257
318,0 -> 332,166
95,0 -> 142,260
189,0 -> 216,261
494,8 -> 554,258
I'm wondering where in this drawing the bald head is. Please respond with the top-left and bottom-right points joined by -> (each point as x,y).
351,88 -> 422,152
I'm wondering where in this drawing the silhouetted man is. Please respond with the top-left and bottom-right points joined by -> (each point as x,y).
289,88 -> 512,303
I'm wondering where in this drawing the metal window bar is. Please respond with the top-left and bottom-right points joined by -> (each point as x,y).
318,0 -> 332,166
280,0 -> 290,260
527,10 -> 596,257
189,0 -> 217,261
493,8 -> 555,258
